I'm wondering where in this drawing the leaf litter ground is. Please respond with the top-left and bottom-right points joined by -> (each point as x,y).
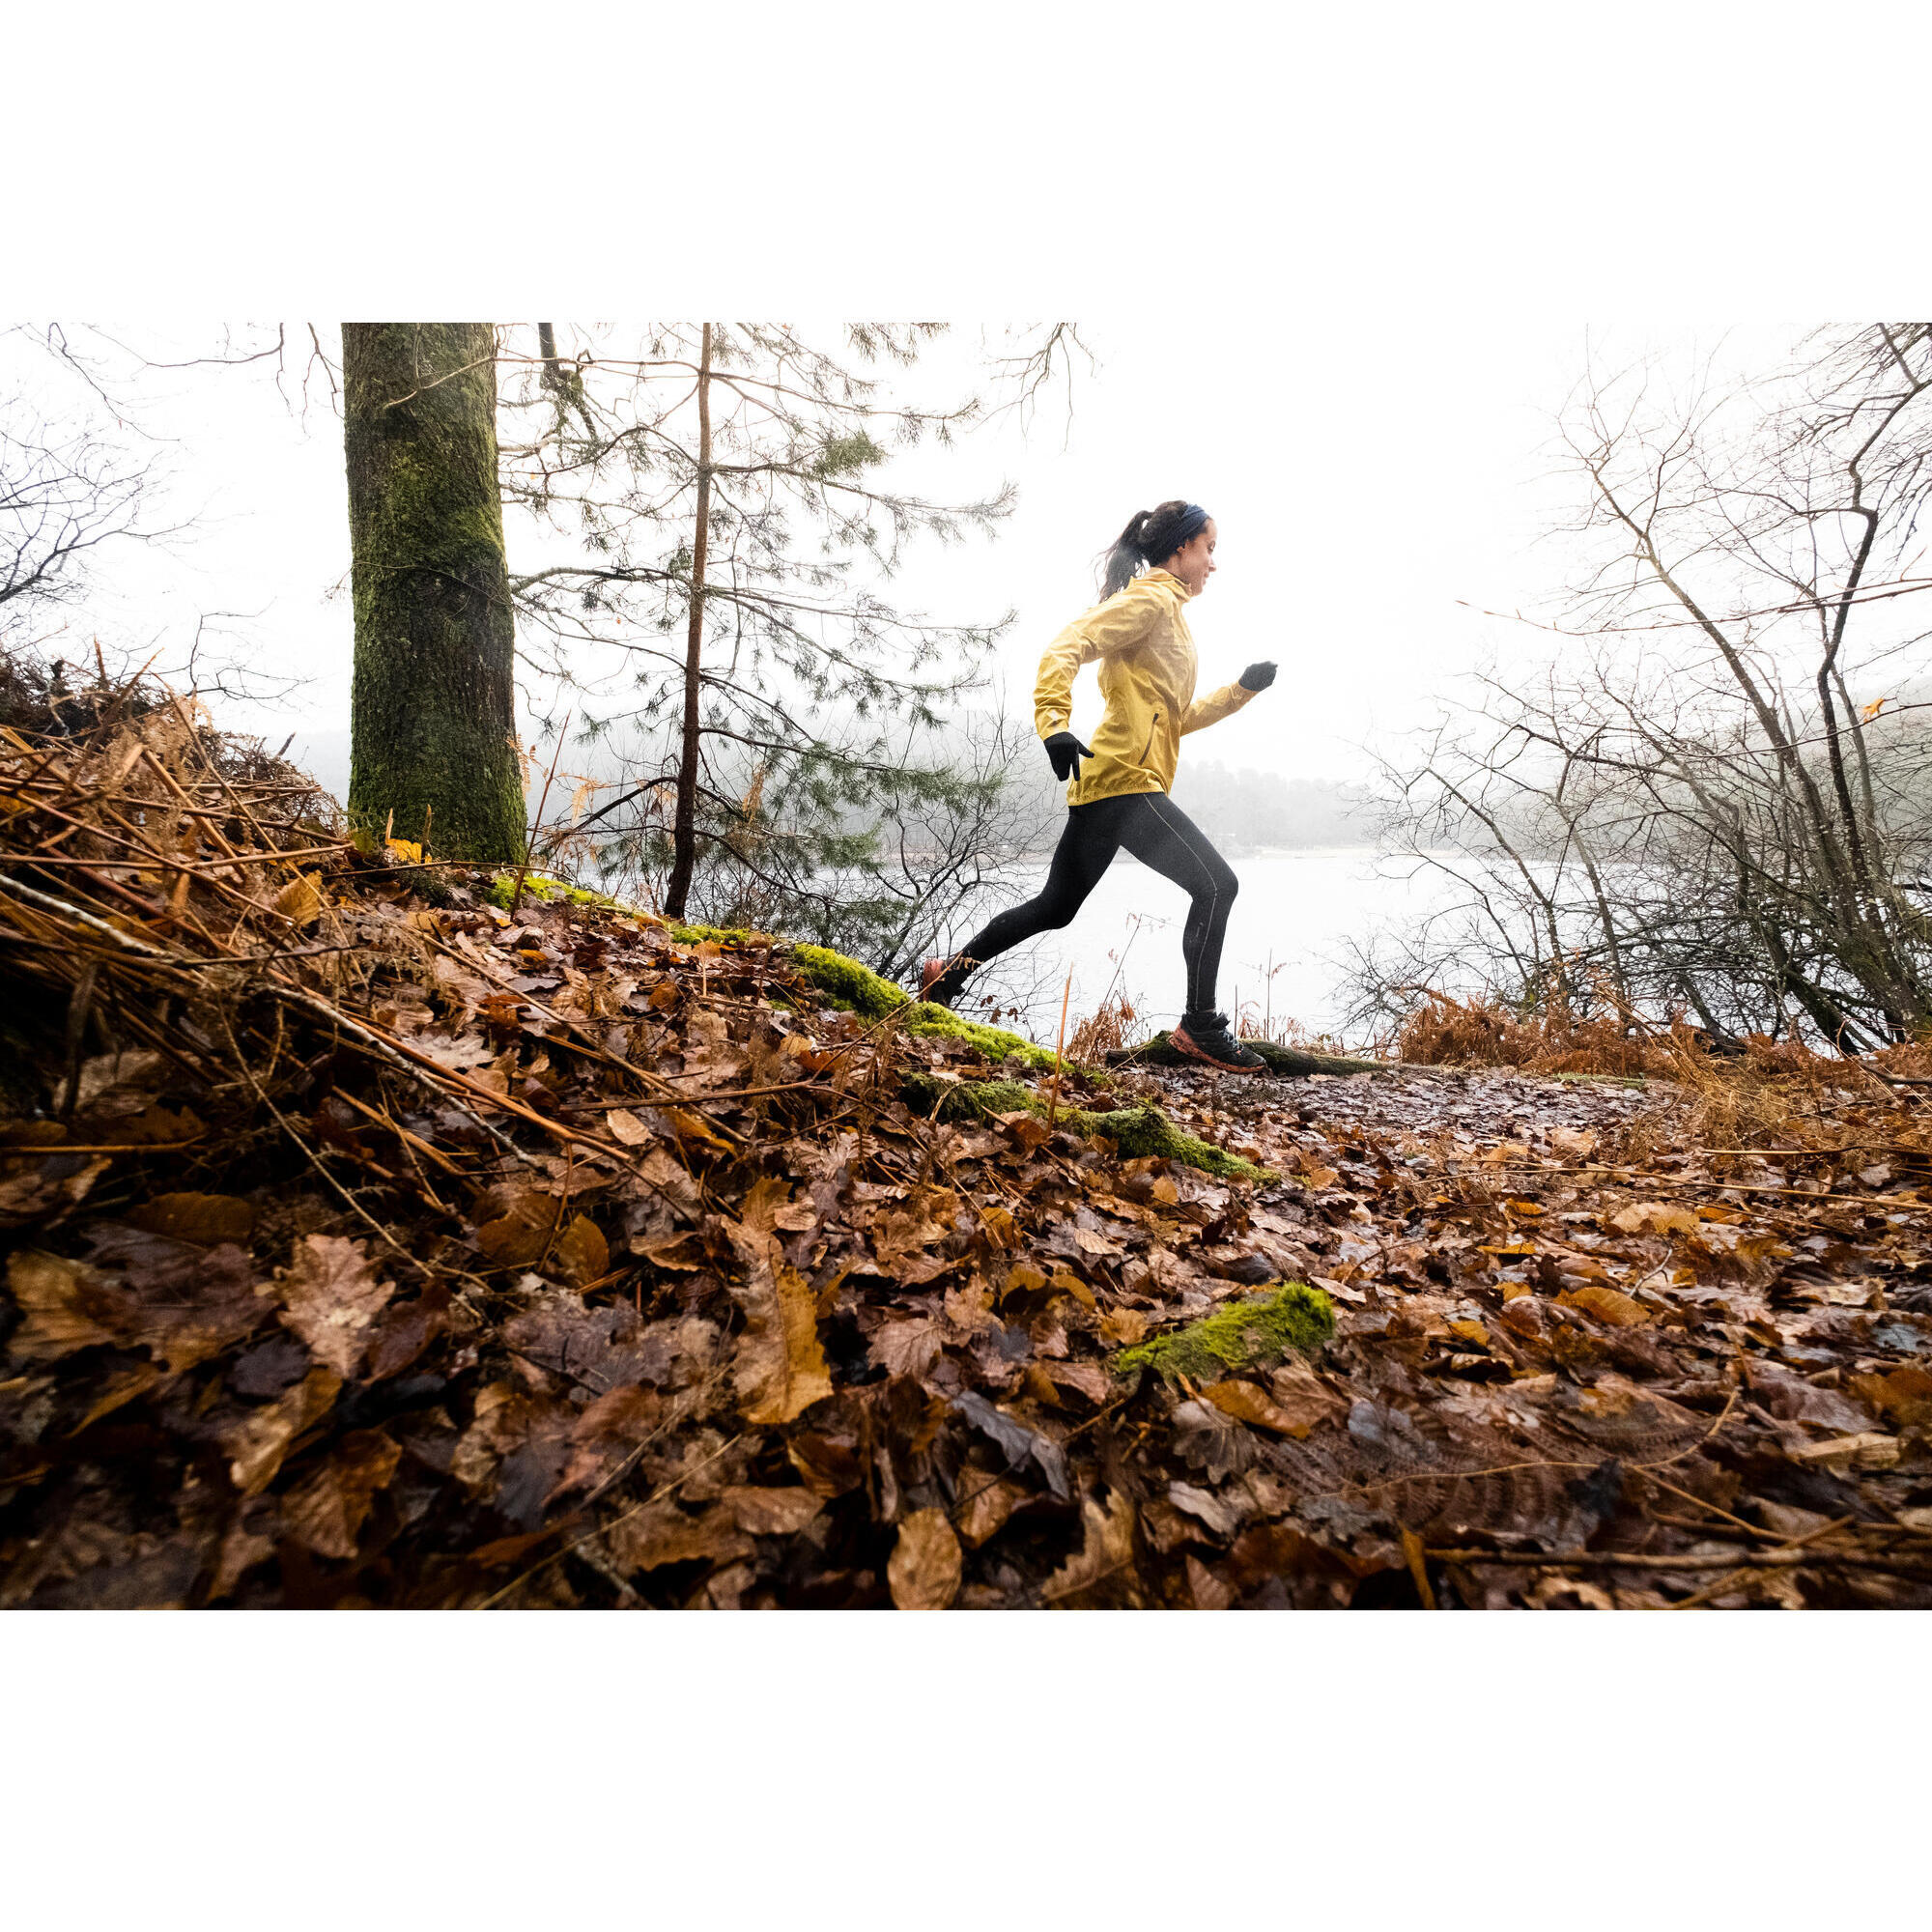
5,679 -> 1932,1608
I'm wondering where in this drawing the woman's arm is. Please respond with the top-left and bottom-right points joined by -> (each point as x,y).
1181,660 -> 1273,736
1033,580 -> 1165,739
1179,681 -> 1257,735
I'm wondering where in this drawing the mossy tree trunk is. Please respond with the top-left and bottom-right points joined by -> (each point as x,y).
342,323 -> 526,861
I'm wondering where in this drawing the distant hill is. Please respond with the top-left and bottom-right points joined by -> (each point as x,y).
1168,761 -> 1373,853
283,724 -> 1372,860
1007,754 -> 1371,854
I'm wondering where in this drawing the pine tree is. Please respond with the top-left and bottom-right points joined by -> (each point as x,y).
498,323 -> 1018,923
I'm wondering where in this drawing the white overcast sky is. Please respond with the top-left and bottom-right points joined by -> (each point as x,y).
7,2 -> 1923,810
9,314 -> 1636,796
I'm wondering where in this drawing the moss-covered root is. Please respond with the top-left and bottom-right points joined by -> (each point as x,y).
901,1073 -> 1036,1122
1113,1283 -> 1335,1384
1070,1104 -> 1266,1181
790,944 -> 1060,1070
1126,1031 -> 1389,1077
788,943 -> 902,1018
898,1075 -> 1269,1182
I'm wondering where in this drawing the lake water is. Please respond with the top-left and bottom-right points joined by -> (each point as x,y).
977,846 -> 1440,1046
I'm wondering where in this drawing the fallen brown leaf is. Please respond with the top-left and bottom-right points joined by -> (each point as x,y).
889,1508 -> 962,1609
269,1235 -> 395,1377
222,1368 -> 343,1497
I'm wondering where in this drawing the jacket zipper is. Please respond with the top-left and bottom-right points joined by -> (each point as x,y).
1140,711 -> 1161,765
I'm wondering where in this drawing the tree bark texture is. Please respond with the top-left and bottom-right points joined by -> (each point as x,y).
664,322 -> 714,919
342,323 -> 526,862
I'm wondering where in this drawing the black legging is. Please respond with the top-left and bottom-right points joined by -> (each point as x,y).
929,790 -> 1238,1014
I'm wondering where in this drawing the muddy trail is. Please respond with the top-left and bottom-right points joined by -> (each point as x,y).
3,685 -> 1931,1608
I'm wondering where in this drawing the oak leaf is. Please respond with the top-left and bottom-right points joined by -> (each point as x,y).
269,1235 -> 396,1377
554,1385 -> 661,1495
1168,1481 -> 1241,1538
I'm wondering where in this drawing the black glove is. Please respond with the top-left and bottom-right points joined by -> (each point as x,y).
1043,731 -> 1094,781
1238,661 -> 1277,693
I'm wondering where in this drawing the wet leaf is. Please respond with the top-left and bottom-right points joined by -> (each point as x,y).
724,1485 -> 823,1537
604,1499 -> 753,1573
222,1368 -> 342,1497
1558,1285 -> 1650,1327
1042,1492 -> 1142,1607
889,1508 -> 961,1609
269,1235 -> 396,1377
125,1192 -> 255,1246
954,1471 -> 1026,1548
6,1251 -> 121,1361
282,1429 -> 402,1558
870,1317 -> 942,1379
725,1193 -> 832,1426
273,872 -> 324,926
1203,1377 -> 1320,1438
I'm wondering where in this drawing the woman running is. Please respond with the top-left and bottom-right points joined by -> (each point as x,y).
920,499 -> 1276,1072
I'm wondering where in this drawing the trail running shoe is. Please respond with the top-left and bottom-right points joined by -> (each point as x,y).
1171,1010 -> 1266,1072
919,956 -> 956,1007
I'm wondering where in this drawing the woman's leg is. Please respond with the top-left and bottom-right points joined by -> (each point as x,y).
923,799 -> 1126,1006
1113,792 -> 1240,1017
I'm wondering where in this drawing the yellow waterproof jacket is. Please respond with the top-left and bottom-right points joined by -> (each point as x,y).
1033,568 -> 1256,807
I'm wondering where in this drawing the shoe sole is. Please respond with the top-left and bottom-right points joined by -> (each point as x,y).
1171,1028 -> 1264,1073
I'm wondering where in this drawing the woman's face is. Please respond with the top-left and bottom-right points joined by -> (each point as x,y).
1164,519 -> 1217,595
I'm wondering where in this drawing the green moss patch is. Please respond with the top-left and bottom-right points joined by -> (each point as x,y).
1138,1031 -> 1387,1078
1113,1284 -> 1335,1384
488,871 -> 626,913
901,1073 -> 1036,1122
789,944 -> 1059,1070
1071,1105 -> 1268,1180
897,1076 -> 1269,1182
790,943 -> 903,1018
667,921 -> 762,947
905,1008 -> 1058,1070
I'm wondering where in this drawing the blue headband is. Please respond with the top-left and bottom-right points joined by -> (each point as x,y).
1163,503 -> 1209,551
